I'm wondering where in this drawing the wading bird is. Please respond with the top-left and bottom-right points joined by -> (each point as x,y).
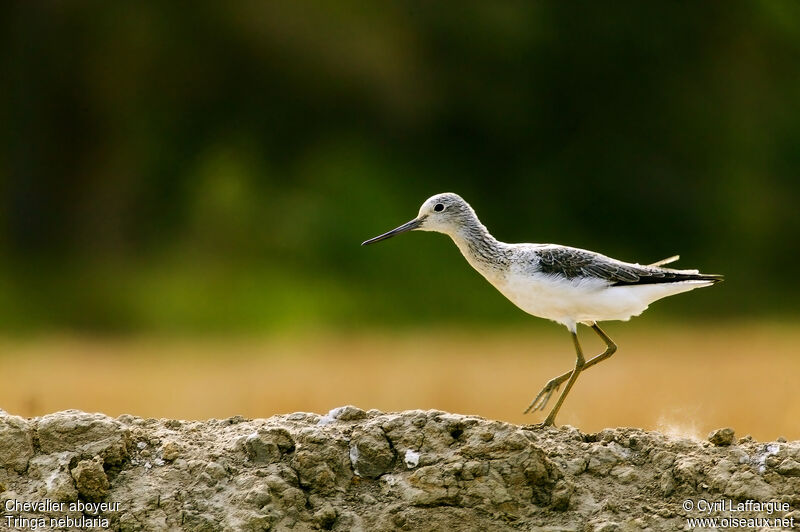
362,193 -> 722,426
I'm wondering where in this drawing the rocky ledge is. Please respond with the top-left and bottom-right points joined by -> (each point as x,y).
1,408 -> 799,531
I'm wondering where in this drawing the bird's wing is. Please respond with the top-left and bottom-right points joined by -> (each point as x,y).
534,246 -> 722,286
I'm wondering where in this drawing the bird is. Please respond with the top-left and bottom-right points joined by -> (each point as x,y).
361,192 -> 722,426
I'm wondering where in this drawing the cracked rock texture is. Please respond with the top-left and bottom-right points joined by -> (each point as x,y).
1,407 -> 799,531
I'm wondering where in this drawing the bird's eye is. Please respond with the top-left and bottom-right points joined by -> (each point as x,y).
433,203 -> 445,212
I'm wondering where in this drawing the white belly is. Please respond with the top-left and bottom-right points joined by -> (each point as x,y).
489,269 -> 712,330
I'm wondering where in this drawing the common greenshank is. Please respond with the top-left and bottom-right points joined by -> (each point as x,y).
362,192 -> 722,426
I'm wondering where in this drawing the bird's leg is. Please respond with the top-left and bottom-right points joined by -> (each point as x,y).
588,323 -> 617,364
524,323 -> 617,415
539,330 -> 586,426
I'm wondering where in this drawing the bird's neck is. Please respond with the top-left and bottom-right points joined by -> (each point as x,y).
449,219 -> 509,281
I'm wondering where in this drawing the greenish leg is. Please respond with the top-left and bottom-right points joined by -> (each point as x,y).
524,323 -> 617,416
540,331 -> 585,426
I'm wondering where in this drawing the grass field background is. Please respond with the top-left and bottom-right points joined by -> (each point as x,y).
3,321 -> 796,442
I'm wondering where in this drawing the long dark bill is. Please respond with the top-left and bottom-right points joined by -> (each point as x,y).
361,217 -> 423,245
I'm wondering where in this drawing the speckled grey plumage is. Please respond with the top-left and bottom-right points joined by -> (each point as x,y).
441,196 -> 721,288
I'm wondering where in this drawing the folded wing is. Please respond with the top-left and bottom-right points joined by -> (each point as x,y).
534,246 -> 723,286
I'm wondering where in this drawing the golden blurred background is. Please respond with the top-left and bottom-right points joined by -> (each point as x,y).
1,2 -> 798,440
3,322 -> 797,441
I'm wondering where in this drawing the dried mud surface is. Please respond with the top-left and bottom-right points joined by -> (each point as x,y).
1,407 -> 799,531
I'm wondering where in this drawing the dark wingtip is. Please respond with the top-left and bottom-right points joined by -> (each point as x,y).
694,273 -> 724,284
611,272 -> 725,287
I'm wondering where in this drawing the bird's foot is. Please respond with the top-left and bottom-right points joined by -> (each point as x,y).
523,378 -> 563,414
527,419 -> 556,430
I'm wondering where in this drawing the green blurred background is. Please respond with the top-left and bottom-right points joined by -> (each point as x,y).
1,1 -> 798,335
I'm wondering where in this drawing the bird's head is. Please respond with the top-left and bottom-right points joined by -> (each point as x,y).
362,192 -> 475,245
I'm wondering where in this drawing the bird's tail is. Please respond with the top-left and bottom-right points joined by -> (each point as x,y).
693,273 -> 724,284
646,255 -> 724,284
